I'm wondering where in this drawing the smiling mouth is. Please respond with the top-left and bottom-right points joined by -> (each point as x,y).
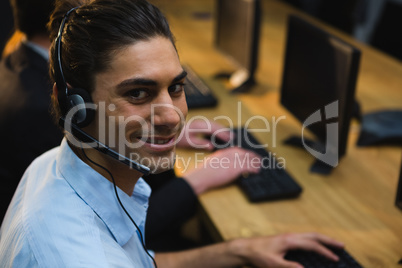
138,136 -> 174,145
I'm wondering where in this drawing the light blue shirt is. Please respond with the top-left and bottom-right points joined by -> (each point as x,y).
24,41 -> 49,61
0,139 -> 154,267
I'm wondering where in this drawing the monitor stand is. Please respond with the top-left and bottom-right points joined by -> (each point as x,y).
283,136 -> 334,175
214,68 -> 255,93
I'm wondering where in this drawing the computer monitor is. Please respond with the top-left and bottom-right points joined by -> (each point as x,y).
396,158 -> 402,210
280,15 -> 361,173
214,0 -> 261,92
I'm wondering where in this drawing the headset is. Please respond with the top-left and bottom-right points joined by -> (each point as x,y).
54,7 -> 150,176
54,7 -> 156,267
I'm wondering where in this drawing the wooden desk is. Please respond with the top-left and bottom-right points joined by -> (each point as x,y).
151,0 -> 402,267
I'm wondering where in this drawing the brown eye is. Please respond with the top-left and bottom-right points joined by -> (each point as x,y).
128,89 -> 149,100
168,83 -> 185,95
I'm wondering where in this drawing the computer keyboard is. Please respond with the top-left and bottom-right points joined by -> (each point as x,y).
183,65 -> 218,109
215,128 -> 302,202
285,247 -> 363,268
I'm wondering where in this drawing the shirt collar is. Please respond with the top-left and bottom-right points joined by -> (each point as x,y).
24,40 -> 49,61
56,138 -> 151,246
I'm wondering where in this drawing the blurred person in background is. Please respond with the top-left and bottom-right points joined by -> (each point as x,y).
0,0 -> 63,222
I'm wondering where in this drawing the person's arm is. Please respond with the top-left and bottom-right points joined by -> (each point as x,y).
177,119 -> 262,194
182,146 -> 261,195
146,176 -> 197,240
176,119 -> 233,151
146,146 -> 260,238
155,232 -> 344,268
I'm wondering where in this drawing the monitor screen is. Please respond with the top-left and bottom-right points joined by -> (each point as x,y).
215,0 -> 261,80
280,15 -> 360,162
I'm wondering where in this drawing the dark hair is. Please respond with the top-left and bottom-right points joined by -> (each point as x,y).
10,0 -> 55,38
48,0 -> 176,120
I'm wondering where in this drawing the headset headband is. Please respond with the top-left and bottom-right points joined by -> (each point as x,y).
52,6 -> 150,175
54,7 -> 79,115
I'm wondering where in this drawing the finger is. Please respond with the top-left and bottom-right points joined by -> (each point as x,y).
304,233 -> 344,249
187,137 -> 215,151
218,146 -> 262,161
241,165 -> 261,176
237,151 -> 262,173
231,146 -> 261,158
208,121 -> 228,132
213,129 -> 234,142
291,239 -> 340,262
227,147 -> 262,163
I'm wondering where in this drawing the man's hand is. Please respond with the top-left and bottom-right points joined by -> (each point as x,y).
182,146 -> 261,195
177,119 -> 233,151
155,232 -> 344,268
232,232 -> 344,268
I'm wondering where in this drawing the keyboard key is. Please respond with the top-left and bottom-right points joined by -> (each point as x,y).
285,247 -> 363,268
217,128 -> 303,202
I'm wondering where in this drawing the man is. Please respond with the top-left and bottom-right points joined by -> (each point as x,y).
0,1 -> 257,247
0,0 -> 344,267
0,0 -> 63,221
0,0 -> 13,54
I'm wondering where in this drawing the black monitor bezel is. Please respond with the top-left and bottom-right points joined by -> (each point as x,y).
280,15 -> 361,159
214,0 -> 261,79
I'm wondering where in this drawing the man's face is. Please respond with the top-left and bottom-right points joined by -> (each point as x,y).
88,36 -> 188,174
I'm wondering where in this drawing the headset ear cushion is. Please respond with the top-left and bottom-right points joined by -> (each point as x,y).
66,87 -> 95,128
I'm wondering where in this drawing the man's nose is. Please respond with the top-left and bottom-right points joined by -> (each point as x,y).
151,93 -> 183,129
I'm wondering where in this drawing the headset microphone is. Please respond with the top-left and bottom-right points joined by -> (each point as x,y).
59,117 -> 151,175
55,7 -> 151,176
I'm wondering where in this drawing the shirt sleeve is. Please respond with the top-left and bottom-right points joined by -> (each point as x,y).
145,177 -> 197,241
